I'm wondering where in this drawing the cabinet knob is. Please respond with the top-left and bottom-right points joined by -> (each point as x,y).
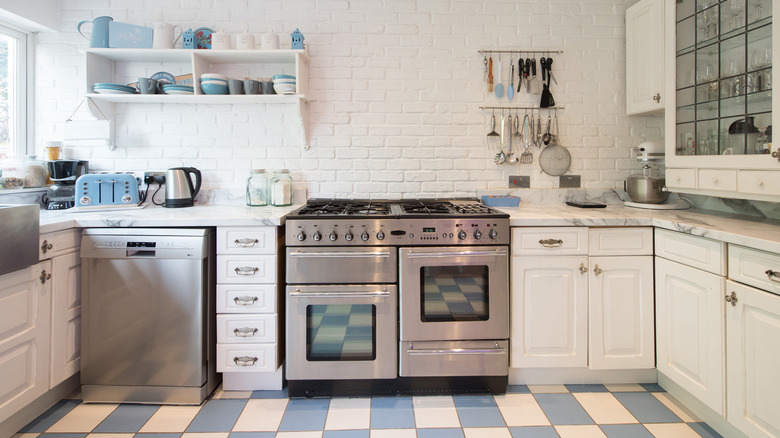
41,240 -> 53,254
756,180 -> 764,186
712,177 -> 719,184
593,264 -> 603,276
579,263 -> 588,275
772,148 -> 780,160
39,270 -> 51,284
725,291 -> 738,307
653,93 -> 661,103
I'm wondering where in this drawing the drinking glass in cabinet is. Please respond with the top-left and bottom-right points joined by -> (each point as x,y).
677,52 -> 695,88
697,8 -> 720,43
722,0 -> 745,33
747,0 -> 772,24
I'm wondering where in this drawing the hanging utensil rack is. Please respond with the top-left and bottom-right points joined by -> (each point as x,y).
479,106 -> 564,111
477,50 -> 563,55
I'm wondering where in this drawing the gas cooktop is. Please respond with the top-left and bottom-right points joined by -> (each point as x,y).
288,198 -> 507,218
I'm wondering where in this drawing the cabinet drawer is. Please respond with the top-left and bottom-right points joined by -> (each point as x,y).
698,169 -> 737,192
217,227 -> 276,255
217,255 -> 277,284
217,344 -> 277,373
217,314 -> 276,344
511,227 -> 588,255
655,228 -> 725,275
738,171 -> 780,196
40,229 -> 81,260
666,168 -> 697,189
589,227 -> 653,256
217,284 -> 277,314
728,245 -> 780,295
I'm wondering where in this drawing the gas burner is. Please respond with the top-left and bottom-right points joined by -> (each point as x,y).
398,200 -> 452,215
294,199 -> 392,216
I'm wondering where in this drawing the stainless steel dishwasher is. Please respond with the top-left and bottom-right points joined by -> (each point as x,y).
80,228 -> 219,404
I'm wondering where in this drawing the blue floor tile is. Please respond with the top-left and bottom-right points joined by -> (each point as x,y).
690,422 -> 724,438
613,392 -> 682,423
228,433 -> 274,438
453,395 -> 506,427
509,426 -> 559,438
250,387 -> 289,399
370,396 -> 415,429
507,385 -> 531,393
600,424 -> 654,438
640,383 -> 665,392
534,393 -> 594,425
93,404 -> 159,433
278,398 -> 330,431
37,434 -> 88,438
19,399 -> 81,433
565,384 -> 608,393
417,429 -> 465,438
323,430 -> 369,438
186,399 -> 247,432
135,434 -> 182,438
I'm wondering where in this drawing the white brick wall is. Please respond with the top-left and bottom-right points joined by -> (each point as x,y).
35,0 -> 662,199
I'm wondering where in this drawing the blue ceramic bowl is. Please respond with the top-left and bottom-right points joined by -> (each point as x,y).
272,74 -> 296,80
201,82 -> 229,95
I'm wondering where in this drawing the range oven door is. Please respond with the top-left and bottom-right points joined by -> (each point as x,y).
399,246 -> 509,342
286,284 -> 397,380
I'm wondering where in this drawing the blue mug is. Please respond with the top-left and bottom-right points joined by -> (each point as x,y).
77,16 -> 113,48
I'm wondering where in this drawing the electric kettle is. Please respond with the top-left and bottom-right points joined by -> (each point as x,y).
164,167 -> 201,208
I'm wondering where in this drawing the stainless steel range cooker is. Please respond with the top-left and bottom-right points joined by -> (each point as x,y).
285,199 -> 510,396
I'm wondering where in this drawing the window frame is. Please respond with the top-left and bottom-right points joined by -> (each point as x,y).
0,21 -> 32,159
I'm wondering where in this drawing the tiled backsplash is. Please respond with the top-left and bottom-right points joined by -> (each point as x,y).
36,0 -> 662,198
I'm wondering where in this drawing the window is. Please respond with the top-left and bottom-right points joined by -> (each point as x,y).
0,23 -> 29,159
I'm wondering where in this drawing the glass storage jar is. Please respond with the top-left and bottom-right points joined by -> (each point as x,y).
24,155 -> 47,188
0,159 -> 25,189
246,169 -> 268,206
270,169 -> 293,206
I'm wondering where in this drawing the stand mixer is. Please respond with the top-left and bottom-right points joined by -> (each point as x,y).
624,141 -> 689,210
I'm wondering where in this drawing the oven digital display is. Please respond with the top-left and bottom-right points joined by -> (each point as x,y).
423,227 -> 435,233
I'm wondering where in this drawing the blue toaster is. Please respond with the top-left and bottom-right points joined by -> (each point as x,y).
76,173 -> 141,207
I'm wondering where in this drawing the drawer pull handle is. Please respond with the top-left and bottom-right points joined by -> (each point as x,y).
233,356 -> 258,366
234,296 -> 259,305
234,238 -> 259,247
41,240 -> 53,254
234,327 -> 259,337
757,180 -> 764,186
39,270 -> 51,284
766,269 -> 780,283
579,263 -> 588,274
539,239 -> 563,248
712,177 -> 719,184
725,291 -> 738,307
235,266 -> 259,276
593,264 -> 603,276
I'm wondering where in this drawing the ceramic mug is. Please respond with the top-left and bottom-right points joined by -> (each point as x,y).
138,77 -> 163,94
243,79 -> 260,94
261,32 -> 279,49
237,32 -> 255,50
212,30 -> 231,50
228,79 -> 244,95
153,22 -> 182,49
77,16 -> 113,48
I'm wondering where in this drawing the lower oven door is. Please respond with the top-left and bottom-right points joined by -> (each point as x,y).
400,340 -> 508,377
399,246 -> 509,342
286,284 -> 397,380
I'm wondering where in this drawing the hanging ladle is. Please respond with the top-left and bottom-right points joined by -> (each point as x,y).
542,113 -> 552,145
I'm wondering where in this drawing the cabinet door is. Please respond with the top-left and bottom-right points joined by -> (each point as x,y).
589,256 -> 655,370
626,0 -> 665,115
0,261 -> 51,424
50,251 -> 81,387
726,280 -> 780,438
511,256 -> 588,368
655,257 -> 725,415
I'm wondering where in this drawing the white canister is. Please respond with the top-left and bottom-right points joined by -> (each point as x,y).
152,22 -> 182,49
261,32 -> 279,50
236,32 -> 255,50
211,30 -> 231,50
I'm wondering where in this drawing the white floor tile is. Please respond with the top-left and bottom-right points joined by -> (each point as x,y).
463,427 -> 512,438
214,390 -> 253,399
652,392 -> 702,423
139,405 -> 202,433
275,432 -> 323,438
232,398 -> 289,432
604,384 -> 647,392
573,393 -> 639,424
644,423 -> 701,438
527,384 -> 569,393
412,395 -> 460,428
324,397 -> 371,430
85,434 -> 134,438
494,393 -> 551,427
370,429 -> 417,438
180,433 -> 230,438
46,403 -> 118,433
555,425 -> 608,438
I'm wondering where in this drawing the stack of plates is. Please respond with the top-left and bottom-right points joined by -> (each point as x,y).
93,83 -> 138,95
162,84 -> 195,95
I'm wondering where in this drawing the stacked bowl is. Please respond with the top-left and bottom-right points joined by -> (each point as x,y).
162,84 -> 194,95
200,73 -> 229,95
272,74 -> 296,95
93,83 -> 138,95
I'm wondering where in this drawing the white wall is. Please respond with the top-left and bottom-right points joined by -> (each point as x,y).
34,0 -> 662,199
0,0 -> 60,31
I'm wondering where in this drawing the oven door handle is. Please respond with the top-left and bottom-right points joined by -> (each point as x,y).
289,250 -> 392,258
406,347 -> 507,355
404,248 -> 507,258
289,290 -> 391,298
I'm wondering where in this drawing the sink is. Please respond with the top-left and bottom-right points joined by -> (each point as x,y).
0,204 -> 40,275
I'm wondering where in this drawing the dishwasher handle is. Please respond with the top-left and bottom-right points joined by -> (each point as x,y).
126,249 -> 156,257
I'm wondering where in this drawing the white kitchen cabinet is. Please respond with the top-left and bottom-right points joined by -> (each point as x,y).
0,261 -> 52,425
84,49 -> 310,148
626,0 -> 665,115
725,280 -> 780,438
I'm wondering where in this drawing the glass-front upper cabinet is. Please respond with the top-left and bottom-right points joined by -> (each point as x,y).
675,0 -> 773,156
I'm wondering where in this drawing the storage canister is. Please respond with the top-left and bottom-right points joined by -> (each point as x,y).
24,155 -> 47,188
270,169 -> 292,206
246,169 -> 268,206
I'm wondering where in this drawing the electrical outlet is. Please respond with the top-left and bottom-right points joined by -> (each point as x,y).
559,175 -> 581,188
508,175 -> 530,188
144,171 -> 165,185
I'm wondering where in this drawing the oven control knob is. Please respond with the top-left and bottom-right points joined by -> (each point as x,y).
329,231 -> 338,241
297,231 -> 306,241
361,231 -> 370,241
489,229 -> 498,239
376,231 -> 385,240
345,232 -> 354,241
458,230 -> 467,240
313,231 -> 322,241
474,230 -> 483,240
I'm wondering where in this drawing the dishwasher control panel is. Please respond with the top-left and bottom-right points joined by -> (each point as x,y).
81,233 -> 210,259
